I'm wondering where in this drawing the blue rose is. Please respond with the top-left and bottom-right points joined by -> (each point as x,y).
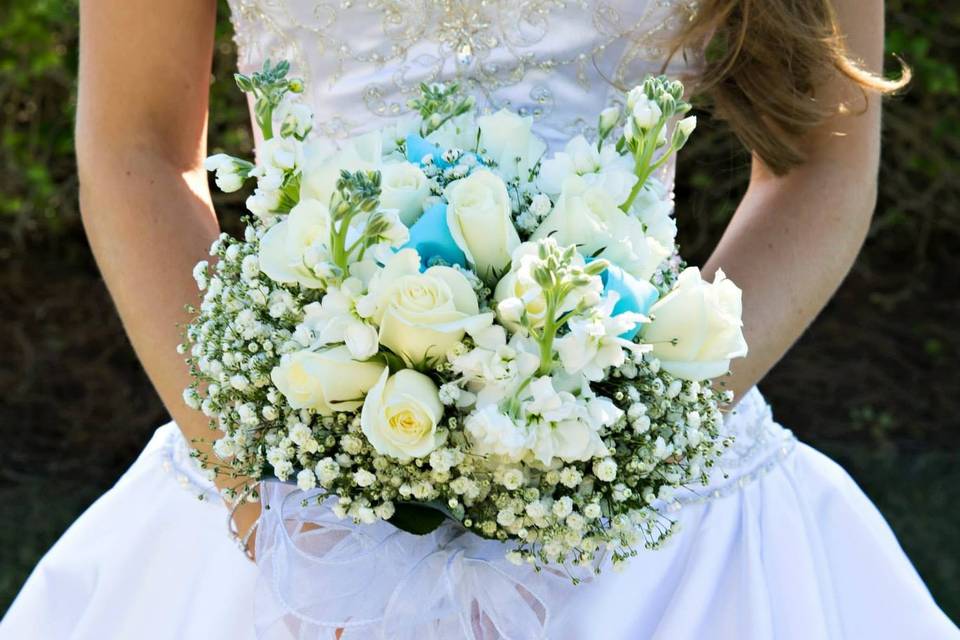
405,134 -> 450,168
600,264 -> 660,340
405,133 -> 484,170
401,202 -> 467,270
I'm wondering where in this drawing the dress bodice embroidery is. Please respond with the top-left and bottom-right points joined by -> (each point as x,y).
225,0 -> 699,152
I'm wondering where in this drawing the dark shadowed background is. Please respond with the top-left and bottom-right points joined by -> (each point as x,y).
1,0 -> 958,621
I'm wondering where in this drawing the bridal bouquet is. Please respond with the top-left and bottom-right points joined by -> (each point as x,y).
183,60 -> 747,574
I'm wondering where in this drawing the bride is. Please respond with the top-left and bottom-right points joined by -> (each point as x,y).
2,0 -> 957,638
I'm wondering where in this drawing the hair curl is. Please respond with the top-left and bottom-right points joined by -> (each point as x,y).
671,0 -> 909,174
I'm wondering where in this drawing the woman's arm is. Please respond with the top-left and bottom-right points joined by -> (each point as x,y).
703,0 -> 886,399
77,0 -> 260,540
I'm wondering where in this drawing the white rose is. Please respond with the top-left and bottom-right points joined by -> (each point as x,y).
361,369 -> 445,461
476,109 -> 547,182
299,132 -> 380,204
380,162 -> 431,226
426,112 -> 480,151
642,267 -> 748,380
258,197 -> 332,288
356,249 -> 492,365
532,176 -> 670,280
444,169 -> 520,281
271,346 -> 386,415
465,405 -> 531,462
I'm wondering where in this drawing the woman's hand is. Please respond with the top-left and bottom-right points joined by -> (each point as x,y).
702,0 -> 888,400
77,0 -> 260,550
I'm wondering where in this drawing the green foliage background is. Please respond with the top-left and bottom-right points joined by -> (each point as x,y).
1,0 -> 958,621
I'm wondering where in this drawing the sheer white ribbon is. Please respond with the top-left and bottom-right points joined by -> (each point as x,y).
254,482 -> 586,640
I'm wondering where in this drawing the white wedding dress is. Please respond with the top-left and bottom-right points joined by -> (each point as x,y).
2,1 -> 957,638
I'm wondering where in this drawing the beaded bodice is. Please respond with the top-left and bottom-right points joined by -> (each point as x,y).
226,0 -> 699,152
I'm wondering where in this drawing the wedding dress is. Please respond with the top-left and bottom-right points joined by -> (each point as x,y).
2,0 -> 957,638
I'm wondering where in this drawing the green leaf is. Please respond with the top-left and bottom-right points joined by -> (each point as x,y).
388,501 -> 449,535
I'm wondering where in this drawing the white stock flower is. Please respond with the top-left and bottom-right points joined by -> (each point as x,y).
380,162 -> 431,226
356,249 -> 492,365
270,346 -> 386,415
204,154 -> 249,193
298,279 -> 379,359
476,109 -> 547,183
631,177 -> 677,250
258,197 -> 332,289
277,101 -> 314,138
521,378 -> 609,465
361,369 -> 445,461
464,405 -> 531,462
444,170 -> 520,281
625,89 -> 662,138
537,136 -> 638,205
492,246 -> 547,331
259,136 -> 302,172
677,115 -> 697,138
365,208 -> 410,257
555,295 -> 647,381
494,239 -> 604,336
532,176 -> 670,281
450,324 -> 540,407
599,105 -> 621,133
642,267 -> 748,380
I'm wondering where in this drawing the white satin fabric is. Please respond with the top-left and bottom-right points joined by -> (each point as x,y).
3,1 -> 958,636
226,0 -> 699,155
2,390 -> 956,638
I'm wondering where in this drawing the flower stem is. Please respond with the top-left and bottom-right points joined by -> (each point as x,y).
619,119 -> 666,212
330,210 -> 357,274
537,316 -> 556,376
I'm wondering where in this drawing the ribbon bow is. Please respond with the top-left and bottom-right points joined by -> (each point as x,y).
254,482 -> 580,640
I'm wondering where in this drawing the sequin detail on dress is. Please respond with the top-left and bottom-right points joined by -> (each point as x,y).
225,0 -> 699,150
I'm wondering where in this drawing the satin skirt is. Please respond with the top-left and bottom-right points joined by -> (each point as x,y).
2,415 -> 957,639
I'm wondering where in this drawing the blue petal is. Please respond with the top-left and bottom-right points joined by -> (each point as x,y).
405,133 -> 484,170
405,134 -> 451,168
600,264 -> 660,340
402,202 -> 467,269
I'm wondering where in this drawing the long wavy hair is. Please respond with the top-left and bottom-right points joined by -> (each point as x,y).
672,0 -> 909,174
